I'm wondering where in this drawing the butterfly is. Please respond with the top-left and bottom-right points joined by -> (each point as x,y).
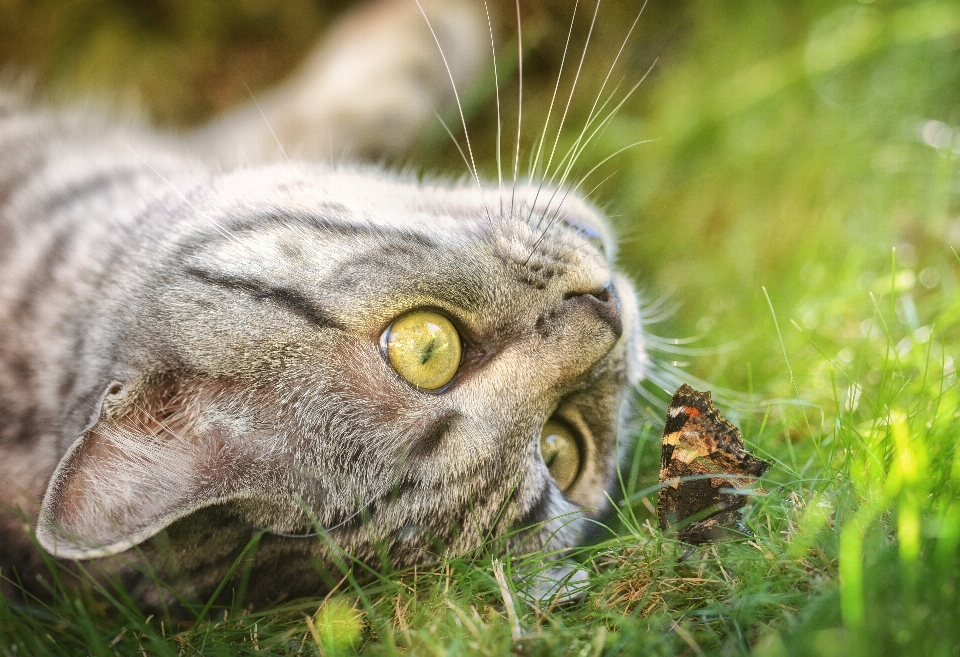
657,384 -> 770,545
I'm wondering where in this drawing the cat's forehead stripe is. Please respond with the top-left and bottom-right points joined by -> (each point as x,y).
193,209 -> 442,249
212,167 -> 474,233
181,266 -> 346,330
212,166 -> 615,255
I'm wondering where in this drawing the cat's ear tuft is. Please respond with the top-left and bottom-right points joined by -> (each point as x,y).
36,379 -> 263,560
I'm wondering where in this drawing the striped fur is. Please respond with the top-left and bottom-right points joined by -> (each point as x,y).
0,0 -> 645,609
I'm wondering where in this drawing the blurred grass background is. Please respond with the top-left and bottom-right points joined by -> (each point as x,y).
2,0 -> 960,655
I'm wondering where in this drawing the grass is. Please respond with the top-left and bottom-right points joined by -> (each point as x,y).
2,0 -> 960,654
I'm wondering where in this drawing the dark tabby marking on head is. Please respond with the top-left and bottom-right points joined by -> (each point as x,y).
0,0 -> 648,610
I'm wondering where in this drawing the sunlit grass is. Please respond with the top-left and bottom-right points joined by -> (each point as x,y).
2,0 -> 960,654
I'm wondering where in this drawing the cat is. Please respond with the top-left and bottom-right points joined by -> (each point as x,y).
0,0 -> 646,610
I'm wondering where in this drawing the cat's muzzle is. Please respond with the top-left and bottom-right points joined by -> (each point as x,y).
566,284 -> 623,339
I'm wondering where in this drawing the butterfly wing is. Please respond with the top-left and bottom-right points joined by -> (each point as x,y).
657,384 -> 770,545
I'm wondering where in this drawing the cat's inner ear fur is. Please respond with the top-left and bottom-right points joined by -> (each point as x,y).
37,377 -> 275,560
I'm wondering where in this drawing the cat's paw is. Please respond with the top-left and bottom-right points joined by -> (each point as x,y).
519,560 -> 592,605
198,0 -> 487,162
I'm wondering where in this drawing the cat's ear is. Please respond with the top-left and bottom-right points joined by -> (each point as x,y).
36,379 -> 267,560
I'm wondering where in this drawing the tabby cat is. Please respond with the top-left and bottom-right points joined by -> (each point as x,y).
0,0 -> 645,609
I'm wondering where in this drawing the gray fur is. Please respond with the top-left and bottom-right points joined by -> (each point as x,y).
0,0 -> 645,609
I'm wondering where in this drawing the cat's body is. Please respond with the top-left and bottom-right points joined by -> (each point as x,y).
0,0 -> 645,609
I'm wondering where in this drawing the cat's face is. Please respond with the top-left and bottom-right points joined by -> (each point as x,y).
37,163 -> 644,590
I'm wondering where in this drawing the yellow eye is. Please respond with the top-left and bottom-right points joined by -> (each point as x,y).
384,310 -> 462,390
540,419 -> 581,492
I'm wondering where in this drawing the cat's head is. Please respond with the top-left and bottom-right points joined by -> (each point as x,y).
36,163 -> 645,592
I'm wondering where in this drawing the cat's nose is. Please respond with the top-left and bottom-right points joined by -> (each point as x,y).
565,284 -> 623,338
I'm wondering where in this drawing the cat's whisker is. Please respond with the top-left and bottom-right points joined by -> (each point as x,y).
542,0 -> 603,192
530,0 -> 600,232
242,80 -> 291,166
108,131 -> 240,246
584,170 -> 618,203
637,291 -> 680,324
526,72 -> 657,261
632,380 -> 671,415
481,0 -> 504,218
521,138 -> 616,263
645,333 -> 704,346
522,190 -> 578,266
646,338 -> 745,357
551,0 -> 648,188
433,111 -> 487,208
550,66 -> 656,200
522,5 -> 652,266
563,137 -> 659,204
643,309 -> 677,326
531,3 -> 650,236
545,54 -> 657,214
525,138 -> 541,182
643,360 -> 760,415
538,75 -> 627,200
527,0 -> 584,229
414,0 -> 492,224
509,0 -> 524,222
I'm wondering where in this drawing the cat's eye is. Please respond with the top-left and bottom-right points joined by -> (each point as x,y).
384,310 -> 462,390
540,419 -> 581,492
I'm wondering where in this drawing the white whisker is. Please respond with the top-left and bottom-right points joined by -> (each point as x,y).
510,0 -> 524,221
532,65 -> 659,249
528,0 -> 583,227
242,80 -> 291,166
584,170 -> 618,199
637,296 -> 681,325
563,1 -> 647,160
482,0 -> 504,218
109,131 -> 239,245
523,2 -> 652,265
532,0 -> 602,230
414,0 -> 492,224
434,111 -> 485,200
552,61 -> 657,196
